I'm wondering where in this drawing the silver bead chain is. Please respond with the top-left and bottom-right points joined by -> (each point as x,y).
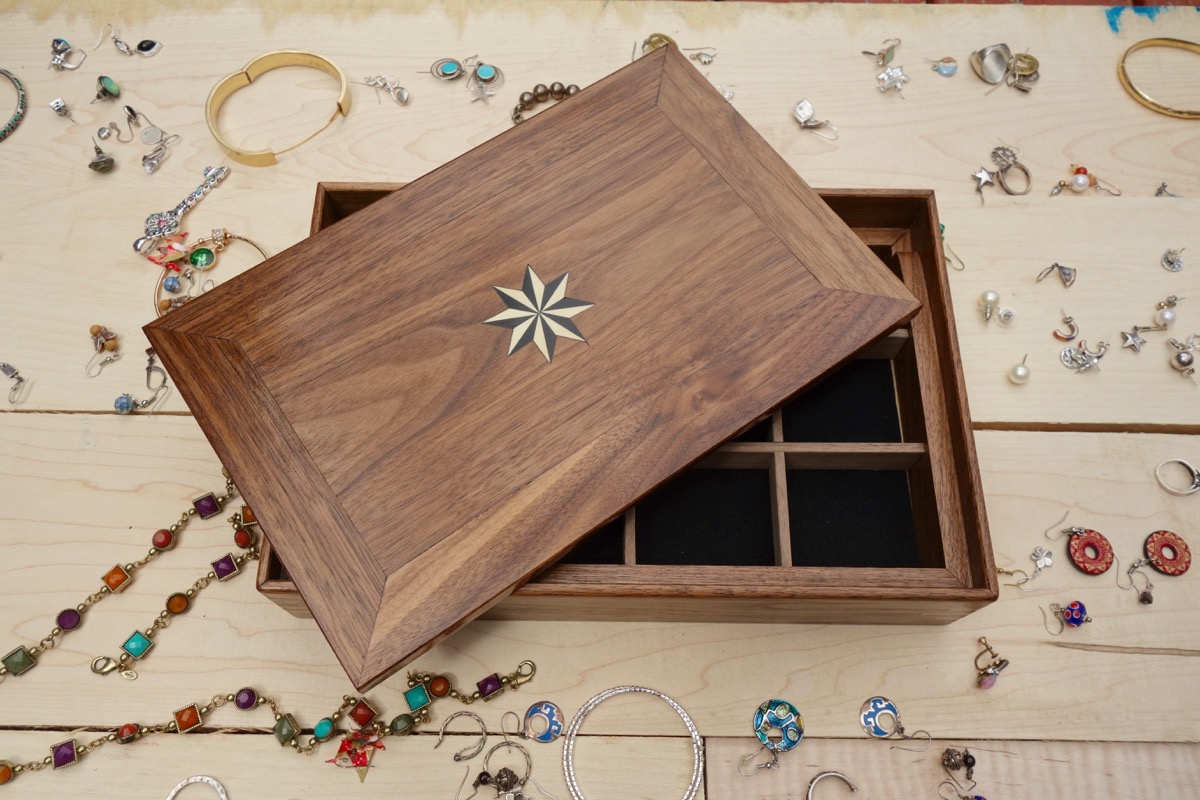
561,686 -> 704,800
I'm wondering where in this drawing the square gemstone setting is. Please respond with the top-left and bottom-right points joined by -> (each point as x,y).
2,646 -> 36,676
121,631 -> 154,660
211,553 -> 239,581
404,683 -> 431,712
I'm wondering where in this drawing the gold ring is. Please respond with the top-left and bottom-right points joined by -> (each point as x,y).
205,50 -> 350,166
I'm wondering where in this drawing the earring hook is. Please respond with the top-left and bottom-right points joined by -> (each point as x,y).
1040,604 -> 1064,636
736,745 -> 779,776
1042,510 -> 1070,541
889,727 -> 931,753
93,23 -> 114,50
527,773 -> 561,800
807,770 -> 859,800
435,710 -> 488,762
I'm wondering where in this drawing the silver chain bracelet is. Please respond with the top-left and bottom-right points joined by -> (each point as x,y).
561,686 -> 704,800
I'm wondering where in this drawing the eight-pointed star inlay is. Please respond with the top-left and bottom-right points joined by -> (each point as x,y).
483,265 -> 594,363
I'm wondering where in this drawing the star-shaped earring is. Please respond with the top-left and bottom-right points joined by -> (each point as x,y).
1121,327 -> 1147,352
973,167 -> 995,203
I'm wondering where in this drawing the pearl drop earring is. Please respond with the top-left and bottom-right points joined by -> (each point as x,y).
1007,354 -> 1030,385
1154,296 -> 1181,328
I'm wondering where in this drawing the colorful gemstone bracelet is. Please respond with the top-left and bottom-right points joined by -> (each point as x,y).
1,474 -> 238,682
0,661 -> 535,787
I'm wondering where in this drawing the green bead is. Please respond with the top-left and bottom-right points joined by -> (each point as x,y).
189,248 -> 215,268
390,714 -> 415,735
2,646 -> 36,676
314,717 -> 335,741
99,75 -> 119,97
273,714 -> 298,745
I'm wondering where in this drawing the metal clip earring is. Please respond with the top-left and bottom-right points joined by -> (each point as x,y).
1052,313 -> 1079,342
808,771 -> 859,800
793,100 -> 839,141
48,37 -> 87,71
1042,601 -> 1092,634
88,138 -> 115,173
1,362 -> 31,404
859,696 -> 930,751
738,699 -> 804,775
86,325 -> 121,377
974,638 -> 1009,689
1037,262 -> 1076,288
435,710 -> 487,762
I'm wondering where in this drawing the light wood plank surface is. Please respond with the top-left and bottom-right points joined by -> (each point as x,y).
2,1 -> 1199,798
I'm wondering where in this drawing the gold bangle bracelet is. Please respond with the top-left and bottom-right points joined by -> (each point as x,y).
205,50 -> 351,167
1117,37 -> 1200,120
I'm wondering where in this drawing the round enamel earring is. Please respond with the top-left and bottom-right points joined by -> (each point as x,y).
738,699 -> 804,774
859,696 -> 930,750
1045,513 -> 1114,575
86,325 -> 120,376
974,638 -> 1009,688
1042,600 -> 1092,634
1120,530 -> 1191,605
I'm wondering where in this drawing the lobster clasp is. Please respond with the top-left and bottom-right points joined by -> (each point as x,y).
513,660 -> 536,687
91,656 -> 119,675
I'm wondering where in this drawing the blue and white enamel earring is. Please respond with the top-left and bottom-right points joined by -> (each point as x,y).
114,348 -> 170,415
859,696 -> 930,751
738,699 -> 804,775
429,55 -> 504,102
928,57 -> 958,77
501,701 -> 565,745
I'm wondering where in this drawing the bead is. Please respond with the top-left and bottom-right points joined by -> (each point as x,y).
56,608 -> 82,631
174,704 -> 203,733
1074,166 -> 1088,175
519,91 -> 535,110
1154,308 -> 1176,327
429,675 -> 451,697
533,84 -> 549,102
963,752 -> 976,769
567,84 -> 580,95
0,760 -> 13,784
233,528 -> 253,548
349,698 -> 378,728
1061,600 -> 1089,627
235,687 -> 258,710
163,275 -> 181,293
1070,173 -> 1090,193
102,564 -> 131,592
103,338 -> 118,352
1139,590 -> 1154,605
89,325 -> 102,336
152,529 -> 175,550
549,82 -> 566,100
1007,358 -> 1030,385
390,713 -> 415,734
1174,351 -> 1195,372
114,394 -> 135,414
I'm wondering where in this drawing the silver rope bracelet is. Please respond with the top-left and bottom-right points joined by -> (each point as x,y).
561,685 -> 704,800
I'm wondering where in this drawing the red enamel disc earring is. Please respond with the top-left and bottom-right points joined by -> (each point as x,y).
1044,512 -> 1114,575
1145,530 -> 1191,576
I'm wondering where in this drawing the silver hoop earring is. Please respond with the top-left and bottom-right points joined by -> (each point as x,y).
808,771 -> 859,800
435,710 -> 487,762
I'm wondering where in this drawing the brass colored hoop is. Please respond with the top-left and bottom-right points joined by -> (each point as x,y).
1117,38 -> 1200,120
153,231 -> 268,317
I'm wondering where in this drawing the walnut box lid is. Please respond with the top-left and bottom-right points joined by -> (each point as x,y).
146,46 -> 919,690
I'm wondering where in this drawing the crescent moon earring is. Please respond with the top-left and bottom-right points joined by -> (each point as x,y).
1052,312 -> 1079,342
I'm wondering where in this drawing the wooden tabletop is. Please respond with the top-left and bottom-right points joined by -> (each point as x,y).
1,3 -> 1197,799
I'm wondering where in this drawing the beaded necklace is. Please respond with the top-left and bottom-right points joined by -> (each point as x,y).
0,661 -> 535,787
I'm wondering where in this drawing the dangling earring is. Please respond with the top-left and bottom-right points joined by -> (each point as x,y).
1041,600 -> 1092,635
435,711 -> 487,762
114,348 -> 170,415
503,702 -> 565,744
942,747 -> 976,781
738,699 -> 804,775
97,120 -> 133,143
1119,530 -> 1191,604
93,23 -> 161,57
88,138 -> 115,172
1,362 -> 31,404
859,696 -> 930,751
1045,512 -> 1114,575
997,545 -> 1053,591
1037,262 -> 1076,288
86,325 -> 121,376
974,638 -> 1009,689
429,56 -> 504,103
357,75 -> 410,105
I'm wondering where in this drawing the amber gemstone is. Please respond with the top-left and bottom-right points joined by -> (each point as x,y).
174,704 -> 202,733
0,760 -> 13,784
152,529 -> 174,550
102,565 -> 131,592
166,593 -> 189,614
429,675 -> 451,698
241,505 -> 256,525
233,528 -> 253,549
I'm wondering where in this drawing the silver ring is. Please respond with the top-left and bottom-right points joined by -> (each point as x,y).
164,776 -> 228,800
1156,459 -> 1200,496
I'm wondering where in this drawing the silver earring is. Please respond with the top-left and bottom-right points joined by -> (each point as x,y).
164,776 -> 227,800
793,100 -> 839,141
1154,296 -> 1182,328
48,37 -> 87,71
1155,459 -> 1200,496
979,290 -> 1000,322
1037,262 -> 1076,288
114,348 -> 170,415
1162,248 -> 1185,272
94,23 -> 161,57
435,710 -> 487,762
997,543 -> 1054,592
97,121 -> 133,143
358,75 -> 410,105
862,38 -> 908,95
1167,335 -> 1198,379
88,139 -> 115,173
1,362 -> 31,404
738,699 -> 804,775
859,696 -> 930,751
807,771 -> 859,800
1060,339 -> 1109,373
974,637 -> 1010,689
682,46 -> 718,65
142,134 -> 180,174
1006,354 -> 1030,385
49,97 -> 75,122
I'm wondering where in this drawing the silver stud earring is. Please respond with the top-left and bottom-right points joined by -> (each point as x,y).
49,97 -> 75,122
1162,248 -> 1185,272
979,290 -> 1000,322
792,100 -> 839,141
1007,354 -> 1030,385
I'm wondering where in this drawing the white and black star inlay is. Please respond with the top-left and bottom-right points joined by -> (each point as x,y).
483,265 -> 593,363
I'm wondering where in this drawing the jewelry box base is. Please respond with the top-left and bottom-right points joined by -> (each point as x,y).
255,184 -> 997,626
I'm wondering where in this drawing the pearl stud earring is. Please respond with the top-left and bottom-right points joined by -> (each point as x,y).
979,290 -> 1000,322
1007,354 -> 1030,385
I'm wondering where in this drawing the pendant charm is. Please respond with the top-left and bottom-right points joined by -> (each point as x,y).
928,56 -> 957,77
1060,339 -> 1109,373
1145,530 -> 1191,576
1037,262 -> 1076,288
523,701 -> 565,743
134,166 -> 231,254
1058,526 -> 1115,575
756,699 -> 803,751
859,696 -> 901,737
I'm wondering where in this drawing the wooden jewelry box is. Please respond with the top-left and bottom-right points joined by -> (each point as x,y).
257,184 -> 997,627
148,46 -> 995,690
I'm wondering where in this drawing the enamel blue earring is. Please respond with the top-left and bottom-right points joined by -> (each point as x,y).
737,699 -> 803,775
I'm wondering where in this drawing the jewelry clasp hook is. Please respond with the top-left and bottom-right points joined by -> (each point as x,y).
513,659 -> 536,687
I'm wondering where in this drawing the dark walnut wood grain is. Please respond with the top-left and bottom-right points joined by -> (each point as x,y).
147,46 -> 919,691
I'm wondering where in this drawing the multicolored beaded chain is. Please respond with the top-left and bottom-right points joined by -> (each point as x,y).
0,474 -> 239,682
0,661 -> 535,787
0,68 -> 27,143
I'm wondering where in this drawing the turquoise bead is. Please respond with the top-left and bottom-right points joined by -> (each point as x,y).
476,64 -> 496,81
121,631 -> 153,659
404,683 -> 431,712
440,62 -> 459,77
314,717 -> 335,741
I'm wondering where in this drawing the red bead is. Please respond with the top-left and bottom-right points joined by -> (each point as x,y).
152,529 -> 174,550
1074,166 -> 1088,175
234,528 -> 253,549
349,699 -> 377,729
117,723 -> 140,744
